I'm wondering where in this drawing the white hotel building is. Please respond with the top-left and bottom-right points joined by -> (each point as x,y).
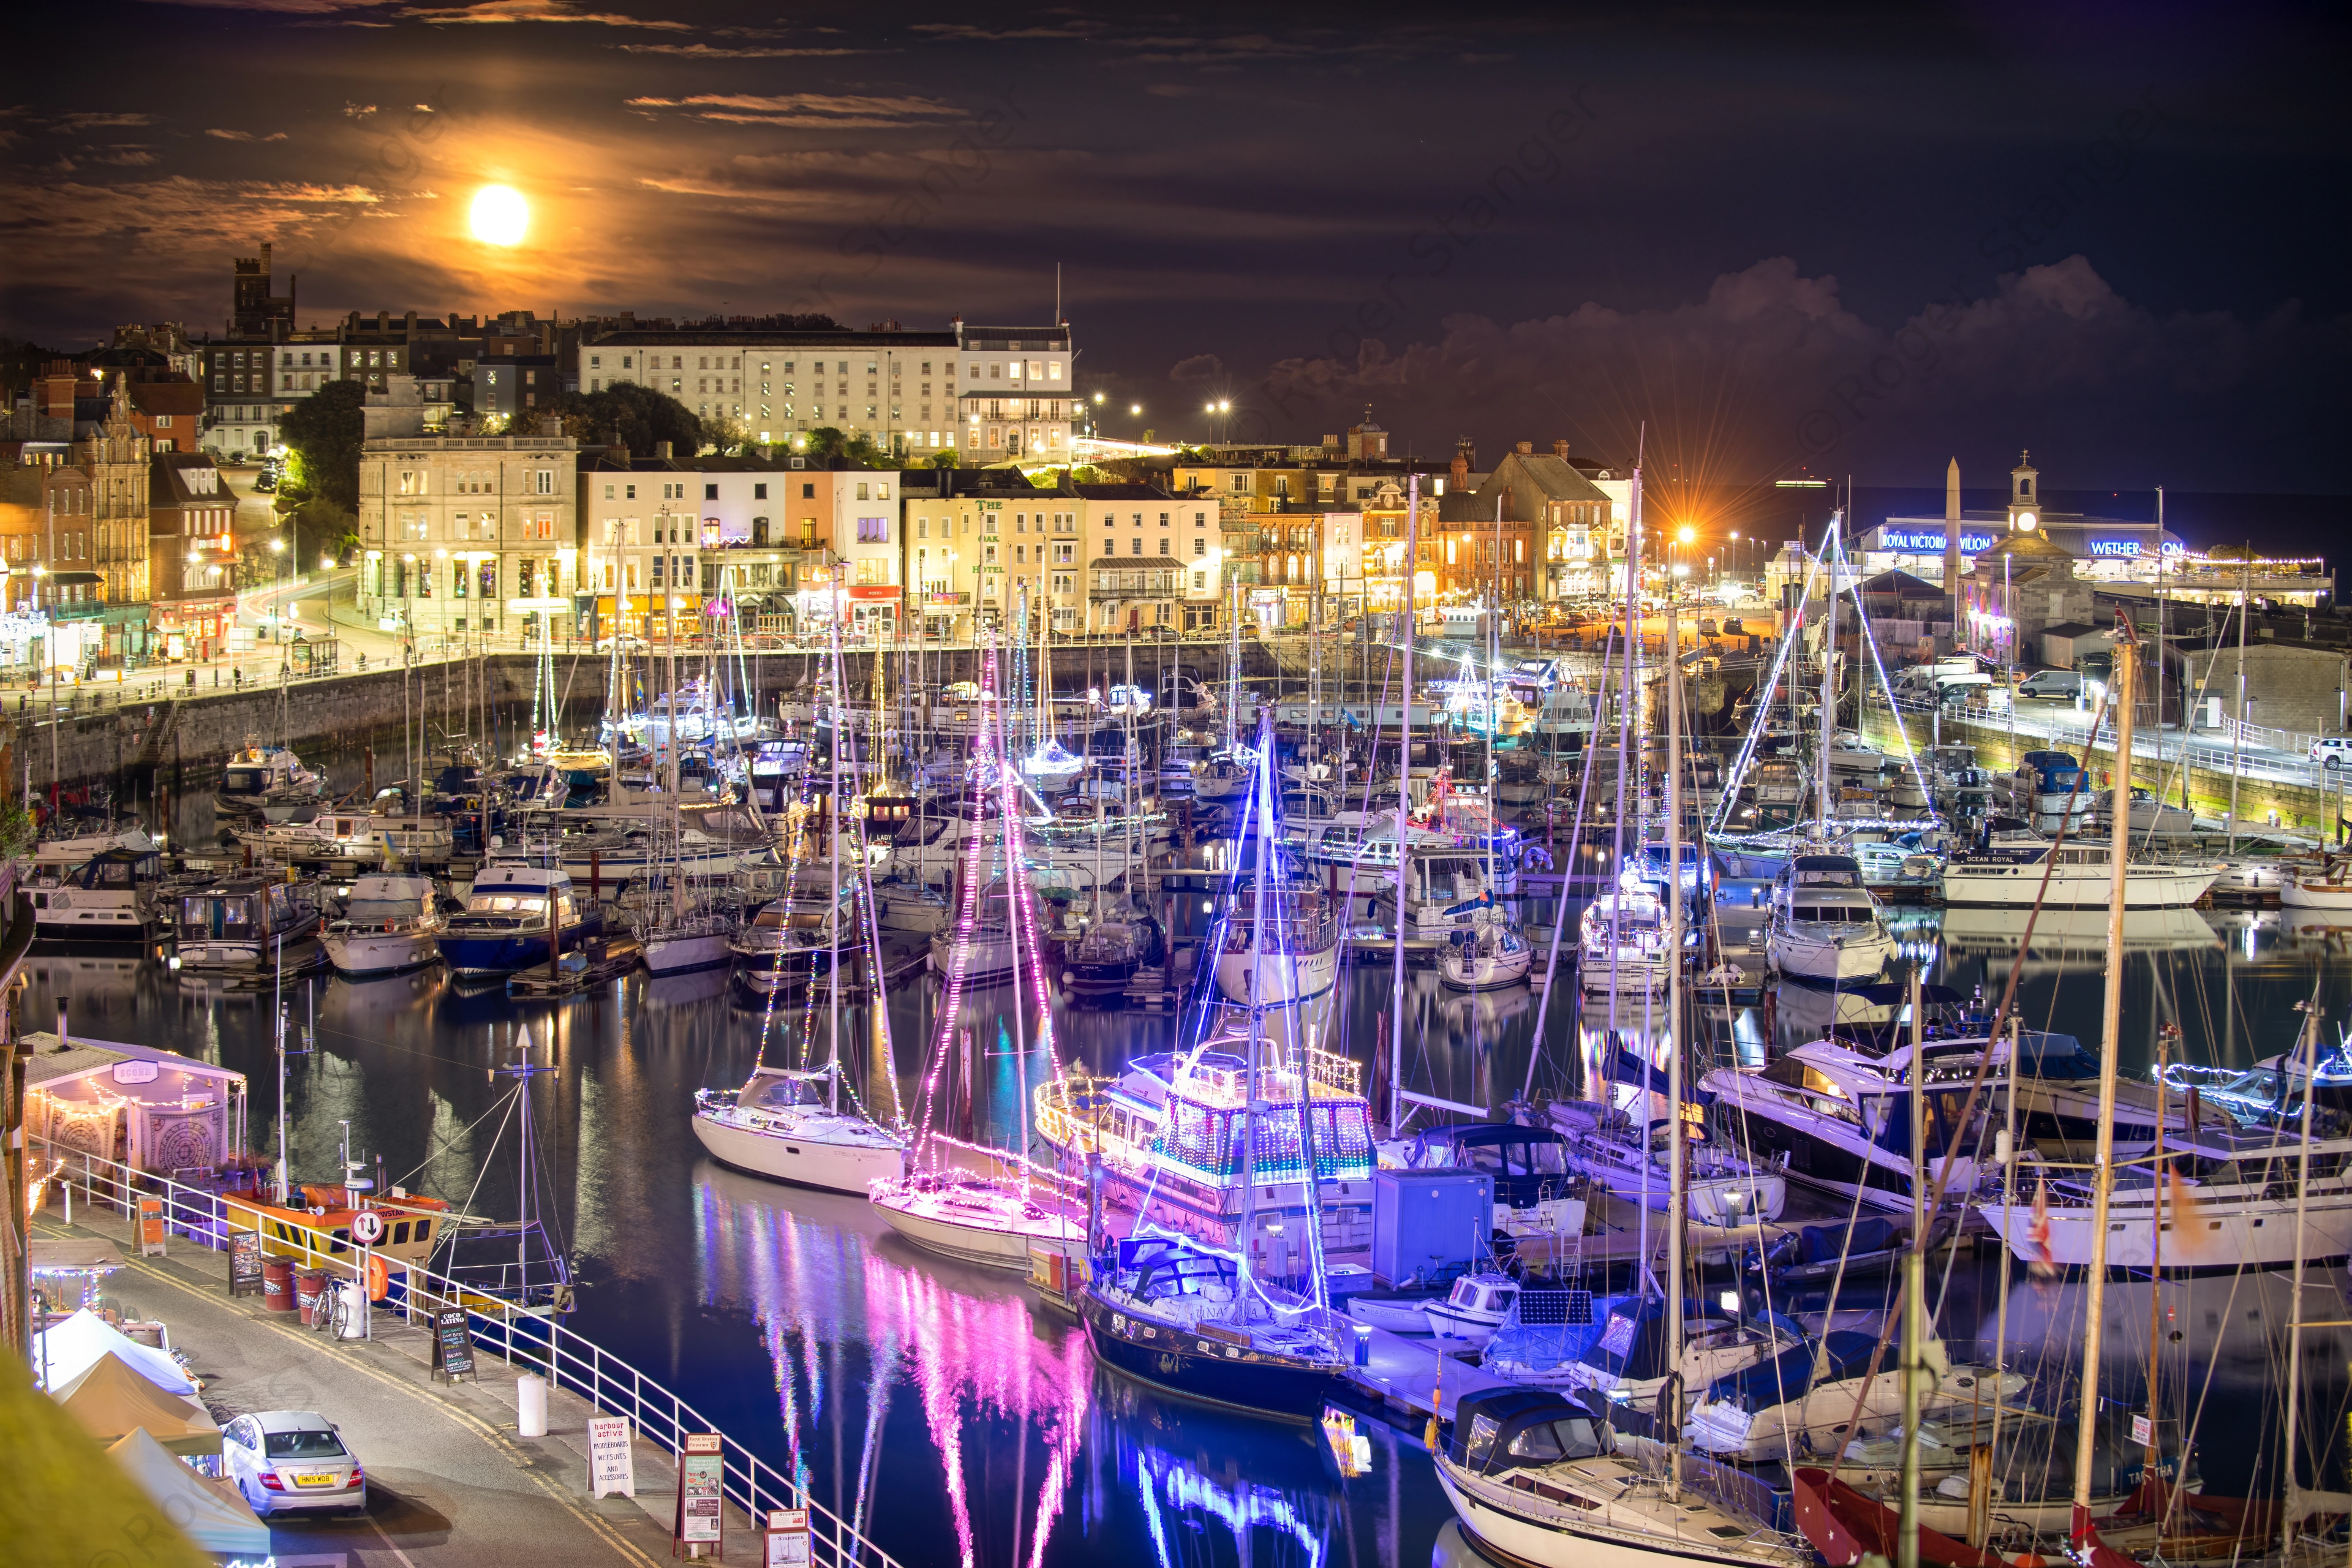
576,320 -> 1074,464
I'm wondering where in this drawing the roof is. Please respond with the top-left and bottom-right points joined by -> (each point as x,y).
18,1030 -> 244,1096
1974,530 -> 2073,563
2040,622 -> 2103,640
55,1353 -> 218,1451
583,328 -> 958,349
1074,483 -> 1175,501
1091,555 -> 1189,570
1853,569 -> 1945,599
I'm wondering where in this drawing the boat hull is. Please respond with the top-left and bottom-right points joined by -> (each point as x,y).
1441,949 -> 1531,992
1078,1291 -> 1344,1422
1978,1188 -> 2352,1269
1434,1463 -> 1800,1568
690,1111 -> 905,1196
437,924 -> 586,978
642,930 -> 732,975
1942,862 -> 2218,908
1768,927 -> 1893,983
323,927 -> 442,978
869,1190 -> 1086,1270
1213,939 -> 1339,1007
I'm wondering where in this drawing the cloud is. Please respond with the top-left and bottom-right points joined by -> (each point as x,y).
83,146 -> 159,165
1170,354 -> 1225,382
55,113 -> 156,130
344,101 -> 378,119
1253,255 -> 2345,486
206,129 -> 254,140
618,43 -> 881,58
625,92 -> 960,129
402,0 -> 692,27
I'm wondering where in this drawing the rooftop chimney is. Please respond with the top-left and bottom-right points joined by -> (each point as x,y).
1553,440 -> 1570,458
1515,440 -> 1533,456
654,440 -> 673,460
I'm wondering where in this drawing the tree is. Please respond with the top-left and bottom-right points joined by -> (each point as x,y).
545,382 -> 706,457
801,426 -> 891,470
928,450 -> 961,470
277,380 -> 366,513
704,414 -> 752,456
284,494 -> 358,566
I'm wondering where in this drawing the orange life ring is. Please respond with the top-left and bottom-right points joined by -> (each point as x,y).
365,1253 -> 391,1300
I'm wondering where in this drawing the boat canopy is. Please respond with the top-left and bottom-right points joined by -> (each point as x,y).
1699,1329 -> 1879,1412
1448,1386 -> 1610,1476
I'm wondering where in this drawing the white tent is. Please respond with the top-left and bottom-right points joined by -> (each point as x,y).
105,1428 -> 271,1556
31,1310 -> 194,1395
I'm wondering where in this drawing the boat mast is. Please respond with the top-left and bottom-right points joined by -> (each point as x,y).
2279,972 -> 2325,1557
1241,713 -> 1276,1297
2067,628 -> 2134,1534
2228,551 -> 2249,854
1388,475 -> 1420,1134
1663,594 -> 1686,1503
827,562 -> 843,1114
1819,514 -> 1838,839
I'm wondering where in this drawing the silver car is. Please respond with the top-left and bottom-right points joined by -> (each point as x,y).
222,1411 -> 367,1516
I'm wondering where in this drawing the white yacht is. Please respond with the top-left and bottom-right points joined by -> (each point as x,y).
1765,854 -> 1894,983
31,845 -> 164,944
691,1065 -> 906,1196
1213,883 -> 1340,1007
1371,849 -> 1493,940
1940,834 -> 2218,907
322,873 -> 445,977
638,908 -> 738,976
1440,905 -> 1533,990
1576,891 -> 1676,992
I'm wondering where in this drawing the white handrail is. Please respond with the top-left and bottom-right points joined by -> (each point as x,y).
32,1137 -> 900,1568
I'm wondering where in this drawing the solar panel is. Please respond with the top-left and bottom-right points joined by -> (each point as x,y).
1517,1289 -> 1593,1326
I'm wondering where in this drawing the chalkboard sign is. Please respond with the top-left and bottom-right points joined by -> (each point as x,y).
432,1308 -> 475,1381
228,1231 -> 263,1297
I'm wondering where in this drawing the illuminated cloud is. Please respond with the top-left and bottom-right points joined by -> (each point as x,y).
401,0 -> 692,27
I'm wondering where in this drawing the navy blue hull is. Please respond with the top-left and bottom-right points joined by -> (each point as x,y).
437,922 -> 587,976
1078,1291 -> 1343,1423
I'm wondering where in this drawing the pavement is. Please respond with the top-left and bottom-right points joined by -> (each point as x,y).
34,1199 -> 778,1567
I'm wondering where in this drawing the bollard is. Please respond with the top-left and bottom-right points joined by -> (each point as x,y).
517,1373 -> 549,1437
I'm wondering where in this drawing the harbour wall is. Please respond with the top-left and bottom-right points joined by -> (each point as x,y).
1856,705 -> 2346,840
2,640 -> 1310,789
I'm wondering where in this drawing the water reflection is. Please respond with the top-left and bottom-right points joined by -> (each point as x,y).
22,805 -> 2352,1566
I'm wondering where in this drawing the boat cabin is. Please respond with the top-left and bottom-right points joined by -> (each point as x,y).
1403,1123 -> 1576,1213
176,875 -> 308,945
1447,1387 -> 1612,1476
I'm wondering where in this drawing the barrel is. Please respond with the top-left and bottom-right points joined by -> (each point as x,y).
295,1269 -> 329,1324
262,1257 -> 295,1312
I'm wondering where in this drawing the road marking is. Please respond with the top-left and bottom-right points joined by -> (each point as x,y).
113,1253 -> 663,1568
368,1512 -> 421,1568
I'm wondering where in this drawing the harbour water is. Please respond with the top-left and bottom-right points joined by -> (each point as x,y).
26,782 -> 2352,1566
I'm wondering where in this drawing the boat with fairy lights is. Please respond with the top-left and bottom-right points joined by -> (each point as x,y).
1033,1015 -> 1376,1274
692,1063 -> 907,1195
868,1159 -> 1090,1271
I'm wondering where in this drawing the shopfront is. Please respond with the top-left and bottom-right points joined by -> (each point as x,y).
848,584 -> 900,639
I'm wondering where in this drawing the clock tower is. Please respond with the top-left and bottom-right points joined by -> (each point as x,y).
2008,451 -> 2040,534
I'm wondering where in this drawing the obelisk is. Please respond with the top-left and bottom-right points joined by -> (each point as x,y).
1943,457 -> 1962,652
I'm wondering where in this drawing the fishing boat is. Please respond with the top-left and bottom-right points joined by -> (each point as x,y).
690,1063 -> 907,1195
31,845 -> 164,944
173,871 -> 323,973
1941,835 -> 2218,908
321,873 -> 444,977
1766,855 -> 1896,984
434,860 -> 592,977
1433,1385 -> 1812,1568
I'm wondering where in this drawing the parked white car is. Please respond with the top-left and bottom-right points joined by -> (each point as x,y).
222,1410 -> 366,1517
2312,736 -> 2352,769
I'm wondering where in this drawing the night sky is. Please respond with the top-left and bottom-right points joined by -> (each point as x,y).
7,2 -> 2348,499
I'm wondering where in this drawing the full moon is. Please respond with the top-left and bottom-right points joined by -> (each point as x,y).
470,185 -> 529,246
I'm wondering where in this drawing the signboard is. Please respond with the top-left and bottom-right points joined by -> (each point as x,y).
111,1060 -> 160,1085
2131,1414 -> 2154,1449
1878,527 -> 2000,554
847,586 -> 900,601
588,1417 -> 635,1499
432,1308 -> 476,1382
2087,538 -> 2143,558
137,1197 -> 167,1257
350,1208 -> 385,1245
506,597 -> 570,614
228,1230 -> 263,1297
764,1509 -> 810,1567
675,1433 -> 726,1552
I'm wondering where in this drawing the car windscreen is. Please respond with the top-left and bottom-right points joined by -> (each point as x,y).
263,1429 -> 347,1460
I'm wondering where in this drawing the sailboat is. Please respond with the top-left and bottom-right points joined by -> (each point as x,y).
691,603 -> 906,1196
1436,569 -> 1805,1566
1077,720 -> 1352,1420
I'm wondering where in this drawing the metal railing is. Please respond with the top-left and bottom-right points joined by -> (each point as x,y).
32,1138 -> 900,1568
1864,687 -> 2345,797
